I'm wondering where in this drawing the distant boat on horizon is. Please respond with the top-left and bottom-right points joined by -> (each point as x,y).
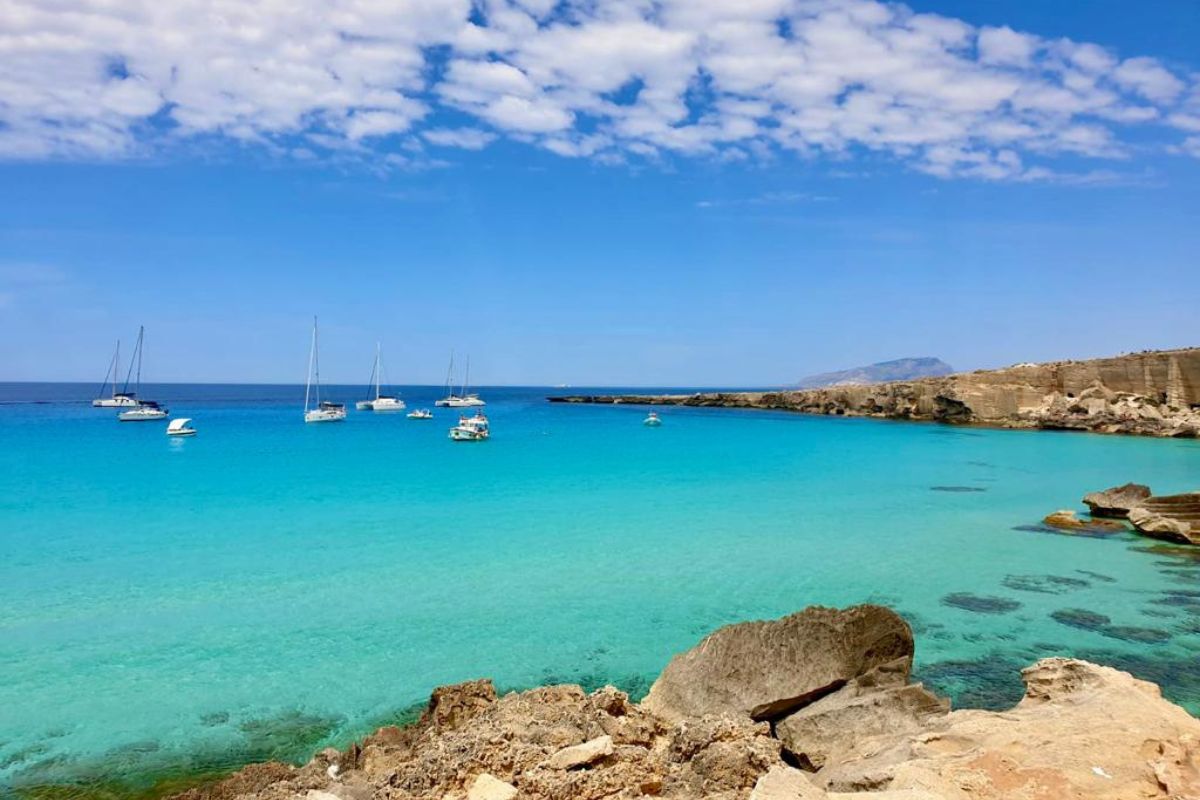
92,339 -> 139,407
356,342 -> 406,412
303,317 -> 346,424
435,351 -> 485,408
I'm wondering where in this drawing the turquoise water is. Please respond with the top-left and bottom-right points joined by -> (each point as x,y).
2,383 -> 1199,795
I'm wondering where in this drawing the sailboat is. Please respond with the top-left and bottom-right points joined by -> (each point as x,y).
304,317 -> 346,423
356,342 -> 406,412
117,327 -> 169,421
92,340 -> 139,407
434,351 -> 486,407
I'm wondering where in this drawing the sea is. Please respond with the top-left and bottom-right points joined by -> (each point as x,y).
2,382 -> 1199,797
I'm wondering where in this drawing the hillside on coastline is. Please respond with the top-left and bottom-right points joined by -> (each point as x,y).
796,357 -> 954,388
552,347 -> 1200,438
174,605 -> 1200,800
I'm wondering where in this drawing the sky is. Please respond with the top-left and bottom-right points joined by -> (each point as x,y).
1,0 -> 1198,387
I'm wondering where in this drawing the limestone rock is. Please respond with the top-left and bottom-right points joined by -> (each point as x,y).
1129,493 -> 1200,545
466,773 -> 516,800
643,605 -> 914,723
1082,482 -> 1152,517
1041,509 -> 1124,532
542,735 -> 613,769
775,674 -> 949,770
749,764 -> 824,799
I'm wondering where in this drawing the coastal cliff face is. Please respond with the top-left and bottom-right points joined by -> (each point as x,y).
550,348 -> 1200,437
174,605 -> 1200,800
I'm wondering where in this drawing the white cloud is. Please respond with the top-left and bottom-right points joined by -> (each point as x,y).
0,0 -> 1197,180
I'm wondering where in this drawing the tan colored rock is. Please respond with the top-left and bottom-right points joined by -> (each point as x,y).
1129,493 -> 1200,545
1041,510 -> 1124,532
643,605 -> 914,723
820,658 -> 1200,799
750,764 -> 825,799
466,773 -> 517,800
542,735 -> 613,769
1082,482 -> 1152,518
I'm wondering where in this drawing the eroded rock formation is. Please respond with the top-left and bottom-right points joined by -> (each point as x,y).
1129,493 -> 1200,546
173,606 -> 1200,800
549,348 -> 1200,438
1083,483 -> 1153,518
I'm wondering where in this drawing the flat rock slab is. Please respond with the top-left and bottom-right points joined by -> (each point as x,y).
466,773 -> 517,800
749,765 -> 824,799
642,604 -> 914,722
1083,483 -> 1152,518
541,735 -> 613,770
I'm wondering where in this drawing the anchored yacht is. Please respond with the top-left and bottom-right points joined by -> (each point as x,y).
303,317 -> 346,423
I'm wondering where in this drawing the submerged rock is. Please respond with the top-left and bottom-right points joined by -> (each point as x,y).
939,593 -> 1021,614
1083,483 -> 1152,518
642,605 -> 914,723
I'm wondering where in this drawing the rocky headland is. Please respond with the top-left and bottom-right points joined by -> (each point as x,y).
174,605 -> 1200,800
550,348 -> 1200,437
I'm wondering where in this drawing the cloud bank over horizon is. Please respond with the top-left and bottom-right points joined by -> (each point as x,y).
2,0 -> 1199,180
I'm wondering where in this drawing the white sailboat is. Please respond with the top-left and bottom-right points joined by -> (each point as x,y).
356,342 -> 406,412
304,317 -> 346,423
434,351 -> 485,407
117,327 -> 169,421
92,339 -> 139,407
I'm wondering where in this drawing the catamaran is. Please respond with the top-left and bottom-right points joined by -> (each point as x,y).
115,327 -> 168,420
356,342 -> 406,412
92,340 -> 139,407
304,317 -> 346,423
434,351 -> 485,407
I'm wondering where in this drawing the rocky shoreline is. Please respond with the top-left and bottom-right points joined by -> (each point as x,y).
173,605 -> 1200,800
549,348 -> 1200,438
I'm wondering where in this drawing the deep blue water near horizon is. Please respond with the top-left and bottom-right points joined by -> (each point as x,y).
2,382 -> 1200,796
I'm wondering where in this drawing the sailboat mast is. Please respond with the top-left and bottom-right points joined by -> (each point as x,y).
313,317 -> 322,406
375,341 -> 382,401
112,340 -> 120,399
462,355 -> 470,396
305,317 -> 316,413
444,350 -> 455,397
121,328 -> 141,394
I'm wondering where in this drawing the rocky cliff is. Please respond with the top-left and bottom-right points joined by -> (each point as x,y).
173,605 -> 1200,800
551,348 -> 1200,437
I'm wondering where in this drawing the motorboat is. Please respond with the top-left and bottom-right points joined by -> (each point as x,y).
407,409 -> 433,419
166,417 -> 196,436
119,400 -> 169,422
449,411 -> 489,441
643,412 -> 662,427
303,317 -> 346,423
435,351 -> 485,407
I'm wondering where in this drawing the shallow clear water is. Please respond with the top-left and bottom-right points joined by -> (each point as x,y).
2,383 -> 1199,795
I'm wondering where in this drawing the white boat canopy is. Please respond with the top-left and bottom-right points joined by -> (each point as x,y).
167,418 -> 192,432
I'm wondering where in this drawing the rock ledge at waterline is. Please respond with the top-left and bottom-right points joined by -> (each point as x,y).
550,347 -> 1200,438
174,605 -> 1200,800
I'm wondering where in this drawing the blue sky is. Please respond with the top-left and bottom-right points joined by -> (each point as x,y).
1,0 -> 1198,386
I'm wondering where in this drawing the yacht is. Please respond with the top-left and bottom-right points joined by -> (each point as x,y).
434,351 -> 486,407
407,409 -> 433,419
449,411 -> 489,441
304,317 -> 346,423
114,327 -> 167,419
92,340 -> 139,407
357,342 -> 406,412
119,400 -> 168,422
643,412 -> 662,427
166,417 -> 197,436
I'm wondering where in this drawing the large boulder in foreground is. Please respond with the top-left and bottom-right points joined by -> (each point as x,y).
1082,482 -> 1152,518
1129,492 -> 1200,546
642,605 -> 914,723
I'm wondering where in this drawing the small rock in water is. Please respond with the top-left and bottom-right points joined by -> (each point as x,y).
941,592 -> 1022,614
1042,510 -> 1125,533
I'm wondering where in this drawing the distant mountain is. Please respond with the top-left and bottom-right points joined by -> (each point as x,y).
796,357 -> 955,389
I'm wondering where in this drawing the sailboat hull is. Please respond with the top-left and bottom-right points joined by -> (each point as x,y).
93,396 -> 139,408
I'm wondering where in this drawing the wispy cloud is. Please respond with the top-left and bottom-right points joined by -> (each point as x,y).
0,0 -> 1198,178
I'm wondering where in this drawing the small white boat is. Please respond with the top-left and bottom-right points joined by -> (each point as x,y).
303,317 -> 346,424
166,417 -> 196,436
435,351 -> 485,407
355,400 -> 373,411
449,411 -> 489,441
407,409 -> 433,419
119,401 -> 169,422
643,412 -> 662,427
